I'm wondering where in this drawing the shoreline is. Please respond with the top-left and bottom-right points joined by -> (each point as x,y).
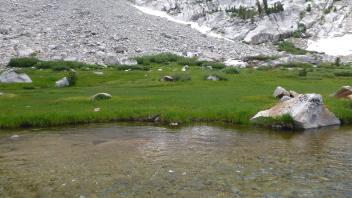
1,54 -> 352,131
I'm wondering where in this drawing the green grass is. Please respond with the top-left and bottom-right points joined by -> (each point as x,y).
277,41 -> 308,55
1,55 -> 352,129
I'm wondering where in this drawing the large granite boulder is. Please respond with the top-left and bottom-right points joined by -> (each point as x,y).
332,86 -> 352,99
251,94 -> 340,129
0,70 -> 32,83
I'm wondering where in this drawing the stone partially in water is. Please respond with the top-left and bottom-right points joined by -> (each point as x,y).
251,94 -> 340,129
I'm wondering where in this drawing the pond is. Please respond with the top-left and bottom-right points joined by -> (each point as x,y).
0,124 -> 352,197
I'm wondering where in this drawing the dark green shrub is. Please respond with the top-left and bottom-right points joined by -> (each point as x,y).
298,68 -> 307,76
113,65 -> 150,71
35,60 -> 98,71
170,73 -> 191,81
335,57 -> 341,66
333,70 -> 352,77
278,62 -> 314,68
244,55 -> 279,61
67,70 -> 77,86
278,41 -> 307,55
222,67 -> 240,74
8,57 -> 40,68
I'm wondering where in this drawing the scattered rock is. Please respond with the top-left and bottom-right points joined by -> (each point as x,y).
93,71 -> 104,75
94,108 -> 101,112
91,93 -> 112,100
0,27 -> 9,35
63,56 -> 79,62
162,76 -> 174,82
206,75 -> 219,81
0,70 -> 32,83
55,77 -> 69,88
170,122 -> 179,126
251,94 -> 340,129
182,65 -> 189,71
14,45 -> 35,57
113,45 -> 128,53
273,86 -> 290,99
224,59 -> 247,68
10,135 -> 19,139
118,57 -> 138,65
258,54 -> 328,68
103,53 -> 120,65
332,86 -> 352,99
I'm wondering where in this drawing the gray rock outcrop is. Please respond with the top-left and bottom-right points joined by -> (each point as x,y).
251,94 -> 340,129
135,0 -> 352,45
0,70 -> 32,83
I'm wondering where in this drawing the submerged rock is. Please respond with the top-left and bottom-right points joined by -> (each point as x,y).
332,86 -> 352,99
251,94 -> 340,129
55,77 -> 69,88
91,93 -> 112,100
0,70 -> 32,83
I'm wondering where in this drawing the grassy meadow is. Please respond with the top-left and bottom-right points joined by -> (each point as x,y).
1,54 -> 352,128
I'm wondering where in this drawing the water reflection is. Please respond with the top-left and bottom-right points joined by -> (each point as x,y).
0,124 -> 352,197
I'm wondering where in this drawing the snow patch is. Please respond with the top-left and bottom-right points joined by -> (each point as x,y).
307,34 -> 352,56
132,5 -> 233,42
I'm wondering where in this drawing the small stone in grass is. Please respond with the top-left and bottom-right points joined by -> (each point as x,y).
91,93 -> 112,100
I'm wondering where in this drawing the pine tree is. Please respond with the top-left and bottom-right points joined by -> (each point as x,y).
256,0 -> 263,16
263,0 -> 269,15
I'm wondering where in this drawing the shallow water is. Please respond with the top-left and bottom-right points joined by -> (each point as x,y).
1,124 -> 352,197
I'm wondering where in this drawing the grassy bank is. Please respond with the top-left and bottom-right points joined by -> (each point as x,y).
1,54 -> 352,129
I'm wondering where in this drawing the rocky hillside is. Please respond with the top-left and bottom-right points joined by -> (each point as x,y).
134,0 -> 352,45
0,0 -> 275,67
